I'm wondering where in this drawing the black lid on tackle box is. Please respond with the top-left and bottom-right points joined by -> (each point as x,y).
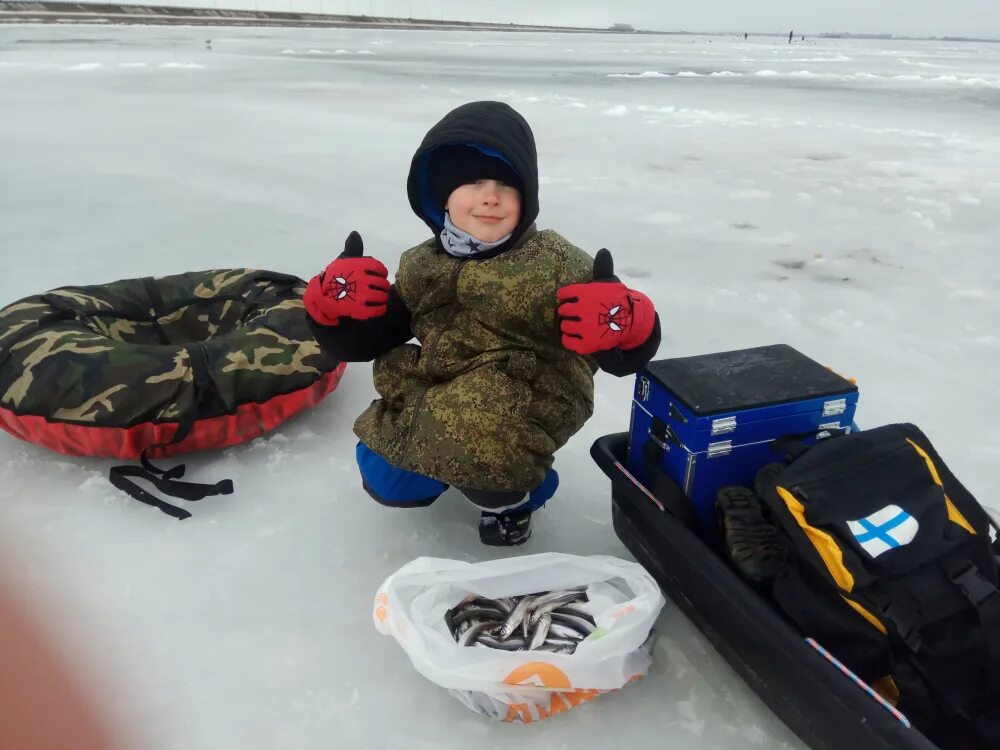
644,344 -> 858,417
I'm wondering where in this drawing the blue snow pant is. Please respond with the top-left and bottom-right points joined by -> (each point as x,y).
355,442 -> 557,513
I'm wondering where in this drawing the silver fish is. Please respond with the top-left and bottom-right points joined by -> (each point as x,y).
558,604 -> 596,624
527,589 -> 585,613
528,596 -> 584,626
543,636 -> 581,647
550,612 -> 596,635
528,613 -> 551,650
458,621 -> 495,647
452,606 -> 505,627
477,635 -> 526,651
469,597 -> 512,615
448,589 -> 595,651
498,595 -> 535,640
535,643 -> 576,654
548,622 -> 585,640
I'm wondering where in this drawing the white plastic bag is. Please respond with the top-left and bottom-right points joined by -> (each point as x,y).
373,552 -> 665,723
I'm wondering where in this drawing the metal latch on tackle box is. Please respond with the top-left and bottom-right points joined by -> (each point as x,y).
707,440 -> 732,459
711,416 -> 737,436
822,398 -> 847,417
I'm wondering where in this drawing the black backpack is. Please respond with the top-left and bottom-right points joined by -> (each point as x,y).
755,423 -> 1000,747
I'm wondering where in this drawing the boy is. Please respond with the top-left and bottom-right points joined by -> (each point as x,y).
305,101 -> 661,546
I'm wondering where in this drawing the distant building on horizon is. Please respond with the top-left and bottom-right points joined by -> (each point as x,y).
610,23 -> 635,32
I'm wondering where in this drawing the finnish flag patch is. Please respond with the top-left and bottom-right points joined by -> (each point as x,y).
847,505 -> 919,558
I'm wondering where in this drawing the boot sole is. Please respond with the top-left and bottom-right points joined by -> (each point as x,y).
716,485 -> 786,585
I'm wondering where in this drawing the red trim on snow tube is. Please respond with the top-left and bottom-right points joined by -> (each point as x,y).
0,364 -> 346,460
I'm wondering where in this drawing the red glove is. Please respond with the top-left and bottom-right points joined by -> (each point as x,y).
557,248 -> 656,356
304,231 -> 391,326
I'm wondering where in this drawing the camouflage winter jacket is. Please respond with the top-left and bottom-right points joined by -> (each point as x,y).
308,101 -> 661,491
353,227 -> 596,491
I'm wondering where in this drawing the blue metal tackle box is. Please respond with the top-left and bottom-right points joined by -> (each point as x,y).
626,344 -> 859,540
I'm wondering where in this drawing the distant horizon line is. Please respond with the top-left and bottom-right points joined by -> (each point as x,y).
5,0 -> 1000,42
643,29 -> 1000,43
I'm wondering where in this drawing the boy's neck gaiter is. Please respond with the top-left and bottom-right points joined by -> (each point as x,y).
439,211 -> 512,258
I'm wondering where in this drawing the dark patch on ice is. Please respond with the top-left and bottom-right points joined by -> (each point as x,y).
774,259 -> 806,270
732,221 -> 757,230
618,266 -> 653,279
803,153 -> 847,162
847,247 -> 904,269
16,38 -> 115,45
814,274 -> 853,284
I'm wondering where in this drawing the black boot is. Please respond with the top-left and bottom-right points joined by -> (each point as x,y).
716,485 -> 785,589
479,509 -> 532,546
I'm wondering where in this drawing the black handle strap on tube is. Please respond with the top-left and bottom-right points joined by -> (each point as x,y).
141,276 -> 172,345
107,344 -> 234,520
108,461 -> 233,520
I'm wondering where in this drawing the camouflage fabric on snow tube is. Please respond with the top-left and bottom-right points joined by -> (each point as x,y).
0,269 -> 345,459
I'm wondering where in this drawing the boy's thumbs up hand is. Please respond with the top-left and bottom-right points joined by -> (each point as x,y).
556,248 -> 656,356
304,231 -> 392,327
591,247 -> 619,282
339,230 -> 365,259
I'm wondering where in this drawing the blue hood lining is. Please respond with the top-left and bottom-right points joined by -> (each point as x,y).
417,143 -> 517,229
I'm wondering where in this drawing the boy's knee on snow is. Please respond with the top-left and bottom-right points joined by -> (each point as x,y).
355,442 -> 448,507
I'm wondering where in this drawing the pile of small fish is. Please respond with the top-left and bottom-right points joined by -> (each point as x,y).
445,587 -> 596,654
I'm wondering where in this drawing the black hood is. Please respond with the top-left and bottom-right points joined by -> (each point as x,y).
406,101 -> 539,257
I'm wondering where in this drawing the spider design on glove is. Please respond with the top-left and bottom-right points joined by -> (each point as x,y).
322,272 -> 358,302
598,300 -> 632,336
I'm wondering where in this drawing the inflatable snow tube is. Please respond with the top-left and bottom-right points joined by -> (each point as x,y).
0,269 -> 345,459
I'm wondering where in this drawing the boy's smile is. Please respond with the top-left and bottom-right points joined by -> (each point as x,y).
446,179 -> 522,243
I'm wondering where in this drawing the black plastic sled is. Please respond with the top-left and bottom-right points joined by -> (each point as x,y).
591,432 -> 940,750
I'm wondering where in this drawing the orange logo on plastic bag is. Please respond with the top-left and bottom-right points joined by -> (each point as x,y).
612,603 -> 636,619
374,593 -> 388,623
504,662 -> 572,690
501,666 -> 645,723
502,663 -> 608,723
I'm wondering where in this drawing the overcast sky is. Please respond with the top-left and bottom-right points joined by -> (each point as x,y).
315,0 -> 998,38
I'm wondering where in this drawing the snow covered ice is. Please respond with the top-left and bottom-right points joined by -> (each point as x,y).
1,23 -> 999,749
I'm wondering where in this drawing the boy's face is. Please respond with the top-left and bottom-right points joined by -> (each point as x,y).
445,179 -> 521,243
